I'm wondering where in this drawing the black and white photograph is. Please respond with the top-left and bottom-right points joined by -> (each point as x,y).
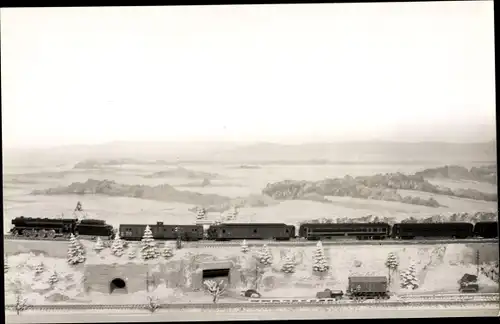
1,2 -> 498,322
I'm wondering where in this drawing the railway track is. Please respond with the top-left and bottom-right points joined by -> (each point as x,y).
4,235 -> 497,247
4,294 -> 498,312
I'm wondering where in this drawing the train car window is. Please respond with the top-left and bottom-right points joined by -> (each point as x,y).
253,229 -> 257,233
222,229 -> 226,234
285,229 -> 289,233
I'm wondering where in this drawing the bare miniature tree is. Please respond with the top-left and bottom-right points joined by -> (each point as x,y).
385,252 -> 399,284
5,255 -> 9,273
15,293 -> 29,315
204,279 -> 226,304
241,240 -> 249,253
93,237 -> 105,254
146,296 -> 160,313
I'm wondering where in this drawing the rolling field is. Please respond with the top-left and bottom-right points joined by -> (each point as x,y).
2,160 -> 498,230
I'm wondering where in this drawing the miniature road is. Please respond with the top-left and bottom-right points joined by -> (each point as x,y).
6,305 -> 499,323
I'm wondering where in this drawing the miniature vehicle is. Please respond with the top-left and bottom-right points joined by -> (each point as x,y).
391,222 -> 473,239
241,289 -> 261,298
346,276 -> 390,299
316,288 -> 343,300
299,223 -> 391,240
119,222 -> 204,241
458,273 -> 479,293
10,216 -> 114,239
207,223 -> 294,241
473,221 -> 498,239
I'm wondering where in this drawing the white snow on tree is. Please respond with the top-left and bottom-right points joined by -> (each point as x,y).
93,237 -> 104,254
111,232 -> 124,257
204,279 -> 226,304
141,225 -> 159,260
241,240 -> 249,253
48,271 -> 59,287
385,252 -> 399,284
34,262 -> 45,275
196,207 -> 207,220
312,241 -> 329,273
162,245 -> 174,259
257,244 -> 272,266
400,262 -> 419,290
281,253 -> 296,274
128,249 -> 136,259
67,234 -> 86,265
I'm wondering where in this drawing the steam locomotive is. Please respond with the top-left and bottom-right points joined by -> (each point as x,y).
9,216 -> 114,239
8,217 -> 498,242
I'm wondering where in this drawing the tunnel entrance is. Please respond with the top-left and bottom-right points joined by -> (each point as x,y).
109,278 -> 127,294
202,268 -> 230,285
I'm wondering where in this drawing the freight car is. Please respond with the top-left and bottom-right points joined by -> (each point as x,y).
119,222 -> 204,241
299,223 -> 391,240
9,216 -> 114,239
346,276 -> 390,299
391,222 -> 473,239
207,223 -> 295,241
473,221 -> 498,239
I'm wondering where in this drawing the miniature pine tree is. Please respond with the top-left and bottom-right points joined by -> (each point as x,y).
48,271 -> 59,287
312,241 -> 329,273
258,244 -> 272,266
241,240 -> 249,253
400,263 -> 419,290
128,249 -> 136,259
93,237 -> 104,254
111,232 -> 124,257
162,245 -> 174,259
141,225 -> 159,260
196,207 -> 206,220
34,262 -> 45,275
385,252 -> 399,284
67,234 -> 86,265
281,253 -> 296,274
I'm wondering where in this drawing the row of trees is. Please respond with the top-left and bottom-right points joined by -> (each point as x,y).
238,241 -> 419,290
66,226 -> 176,265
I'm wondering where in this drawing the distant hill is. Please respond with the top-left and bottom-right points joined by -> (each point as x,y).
207,141 -> 497,164
3,140 -> 496,166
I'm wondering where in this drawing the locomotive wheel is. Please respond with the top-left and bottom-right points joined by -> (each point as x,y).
23,230 -> 32,238
47,230 -> 56,238
11,229 -> 19,237
39,229 -> 47,238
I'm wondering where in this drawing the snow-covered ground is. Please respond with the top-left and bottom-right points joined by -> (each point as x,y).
5,239 -> 498,306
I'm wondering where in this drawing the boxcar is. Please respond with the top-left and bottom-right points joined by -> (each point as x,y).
346,276 -> 389,299
391,222 -> 473,239
76,219 -> 114,238
298,223 -> 391,240
119,222 -> 204,241
473,221 -> 498,239
10,216 -> 78,238
207,223 -> 293,241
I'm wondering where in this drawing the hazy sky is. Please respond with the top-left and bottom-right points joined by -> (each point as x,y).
1,2 -> 496,149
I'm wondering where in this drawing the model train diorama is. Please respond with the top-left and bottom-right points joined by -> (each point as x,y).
7,216 -> 498,241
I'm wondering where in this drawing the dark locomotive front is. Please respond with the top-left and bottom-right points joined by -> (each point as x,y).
298,223 -> 391,240
207,223 -> 294,241
119,222 -> 204,241
391,222 -> 473,239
